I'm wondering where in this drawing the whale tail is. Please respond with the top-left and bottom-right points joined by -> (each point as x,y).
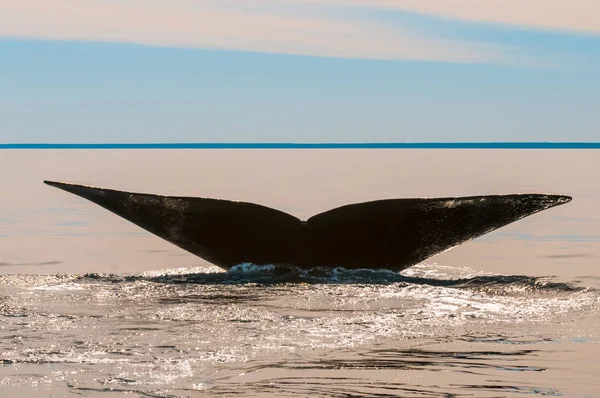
44,180 -> 571,271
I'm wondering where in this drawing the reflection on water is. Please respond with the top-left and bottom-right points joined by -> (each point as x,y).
1,149 -> 600,397
0,264 -> 598,397
207,346 -> 557,397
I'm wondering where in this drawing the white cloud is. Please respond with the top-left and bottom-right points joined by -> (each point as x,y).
0,0 -> 517,63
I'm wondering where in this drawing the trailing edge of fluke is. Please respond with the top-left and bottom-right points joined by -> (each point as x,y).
44,180 -> 572,272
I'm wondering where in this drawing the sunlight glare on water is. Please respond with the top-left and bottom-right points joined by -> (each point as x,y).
1,149 -> 599,397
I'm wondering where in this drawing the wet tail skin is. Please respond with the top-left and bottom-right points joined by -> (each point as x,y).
44,180 -> 572,271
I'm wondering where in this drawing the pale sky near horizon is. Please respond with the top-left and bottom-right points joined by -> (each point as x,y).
1,0 -> 599,142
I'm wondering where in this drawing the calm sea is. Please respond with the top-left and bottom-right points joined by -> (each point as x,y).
1,149 -> 599,397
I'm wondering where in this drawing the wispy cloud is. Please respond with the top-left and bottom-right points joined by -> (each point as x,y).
4,0 -> 596,64
0,0 -> 518,63
321,0 -> 600,35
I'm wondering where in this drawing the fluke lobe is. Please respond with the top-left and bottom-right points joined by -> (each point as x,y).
44,181 -> 572,272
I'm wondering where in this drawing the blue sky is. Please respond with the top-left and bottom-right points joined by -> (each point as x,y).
1,0 -> 599,143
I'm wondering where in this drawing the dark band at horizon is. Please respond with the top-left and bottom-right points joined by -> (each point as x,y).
1,142 -> 600,149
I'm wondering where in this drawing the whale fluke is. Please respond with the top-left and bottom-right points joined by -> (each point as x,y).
44,180 -> 571,271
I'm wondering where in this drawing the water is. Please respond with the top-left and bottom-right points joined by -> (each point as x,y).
1,149 -> 599,397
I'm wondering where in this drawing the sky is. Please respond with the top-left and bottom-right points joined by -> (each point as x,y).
0,0 -> 599,143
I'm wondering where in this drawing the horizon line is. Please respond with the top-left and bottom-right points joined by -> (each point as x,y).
1,142 -> 600,149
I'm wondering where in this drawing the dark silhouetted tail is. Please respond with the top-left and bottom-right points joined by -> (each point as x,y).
44,181 -> 571,271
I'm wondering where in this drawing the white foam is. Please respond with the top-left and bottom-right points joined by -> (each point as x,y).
401,262 -> 491,279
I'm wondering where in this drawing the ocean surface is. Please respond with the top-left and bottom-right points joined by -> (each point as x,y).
1,149 -> 599,397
